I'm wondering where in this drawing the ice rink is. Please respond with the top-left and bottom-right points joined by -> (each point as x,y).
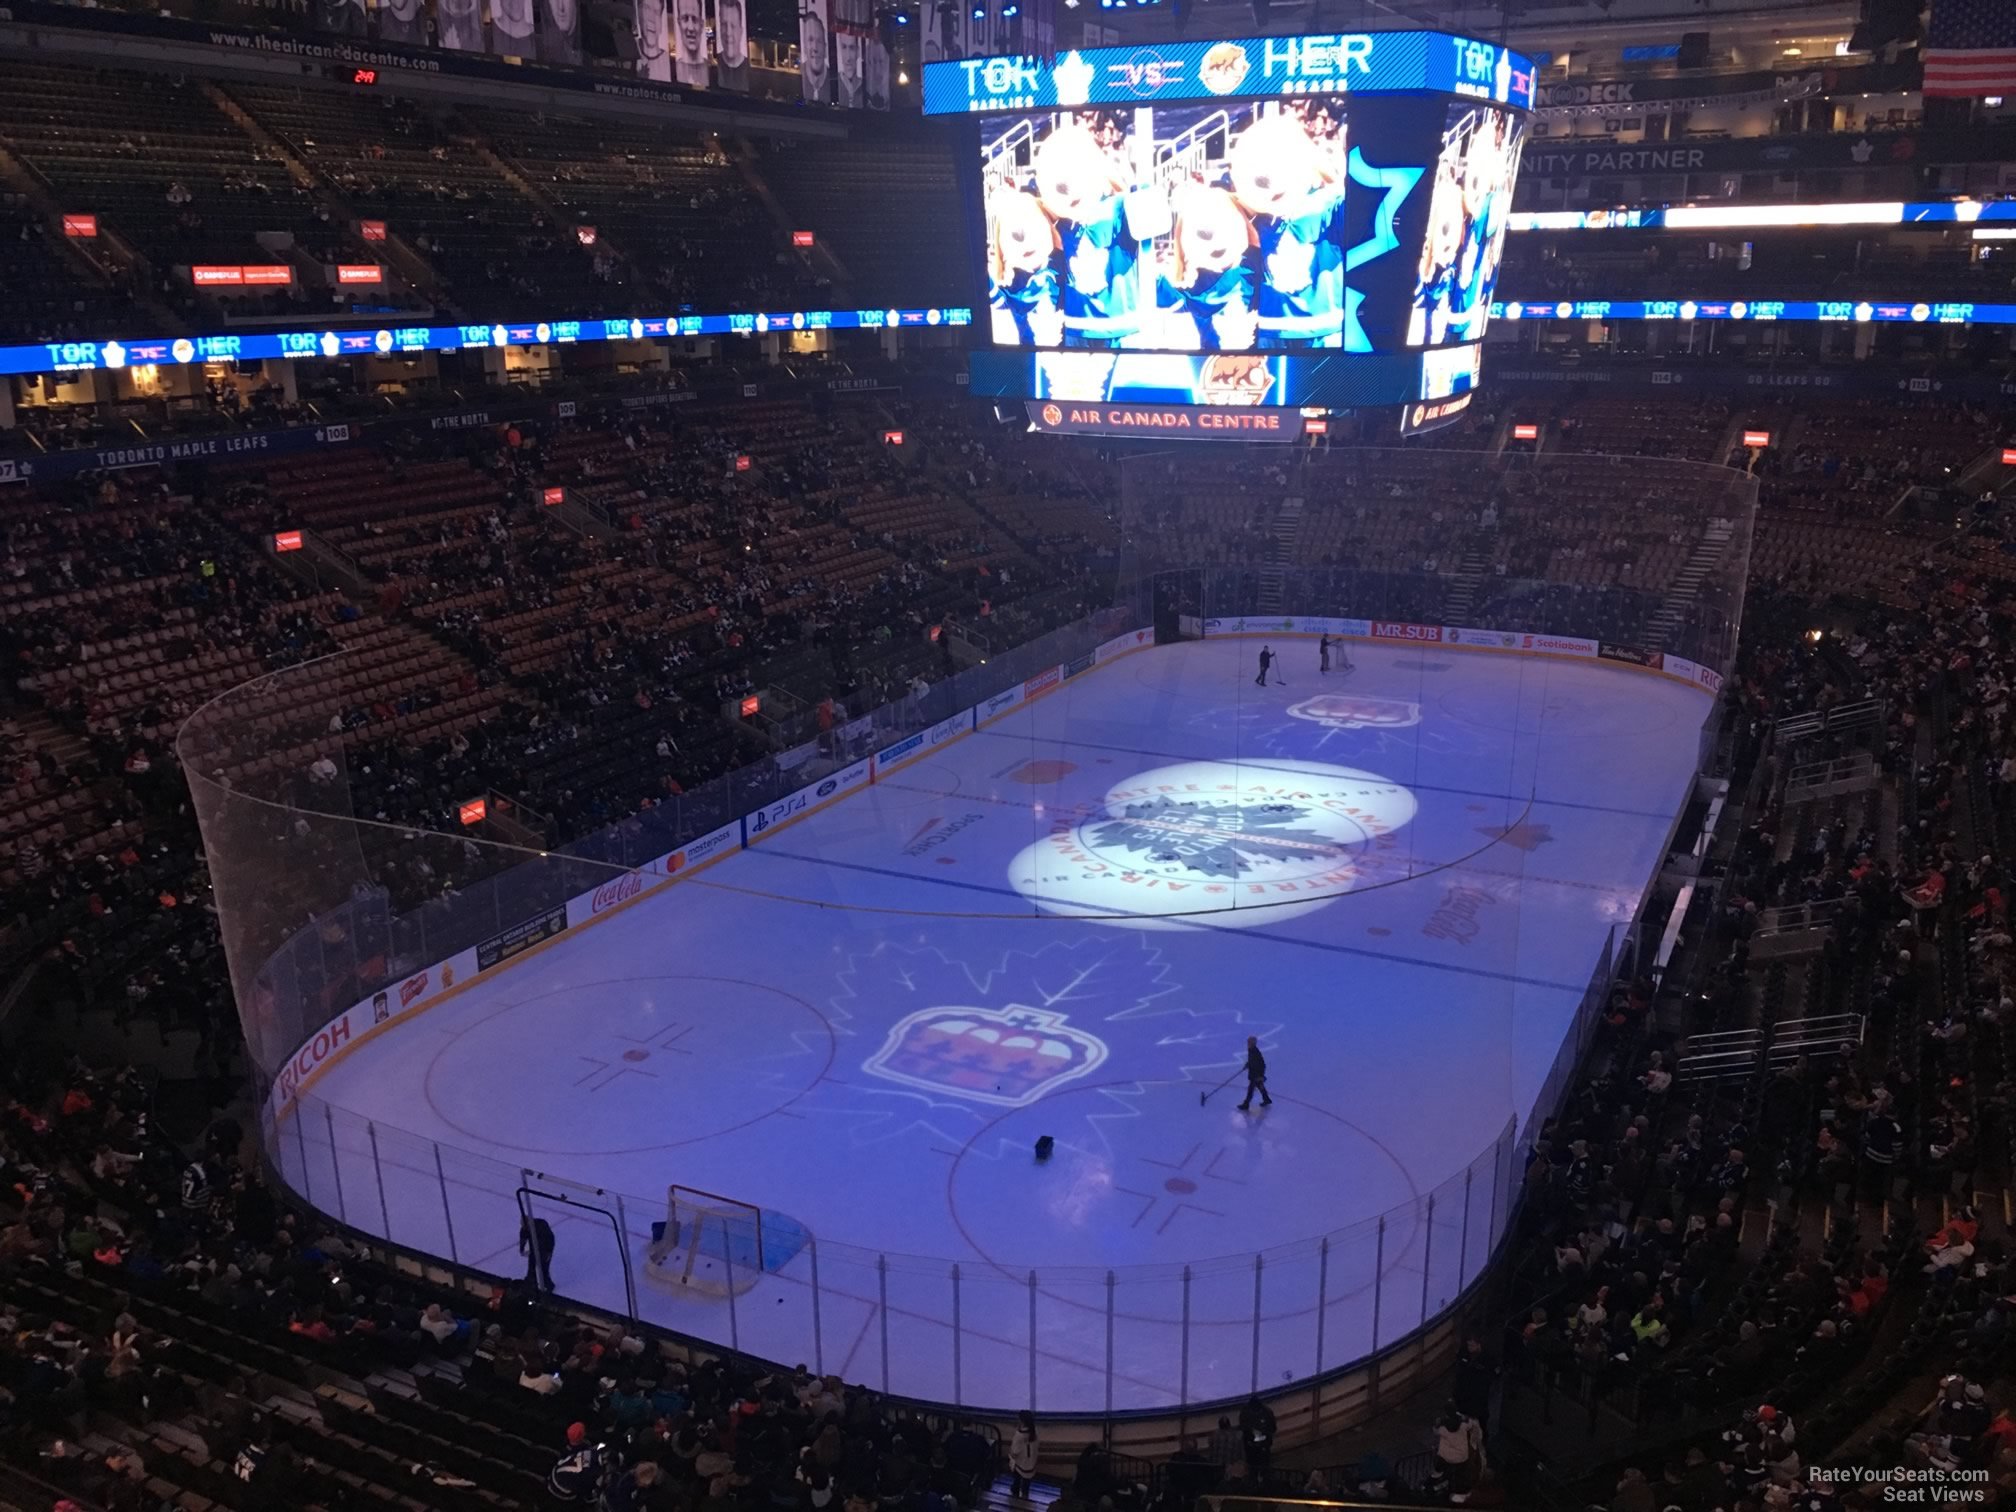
277,634 -> 1710,1411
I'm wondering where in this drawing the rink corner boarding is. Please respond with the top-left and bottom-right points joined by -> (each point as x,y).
263,622 -> 1722,1127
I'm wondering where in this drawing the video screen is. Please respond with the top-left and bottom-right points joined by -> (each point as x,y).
1408,104 -> 1524,348
979,96 -> 1524,359
983,101 -> 1353,353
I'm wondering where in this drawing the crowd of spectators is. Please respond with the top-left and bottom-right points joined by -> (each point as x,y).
3,365 -> 2016,1511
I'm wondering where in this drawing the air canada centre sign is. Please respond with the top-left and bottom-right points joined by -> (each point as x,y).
1024,402 -> 1303,441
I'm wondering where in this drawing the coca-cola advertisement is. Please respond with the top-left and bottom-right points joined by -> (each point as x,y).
591,871 -> 646,915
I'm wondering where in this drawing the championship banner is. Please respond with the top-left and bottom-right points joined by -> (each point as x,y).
866,36 -> 890,108
490,0 -> 534,53
436,0 -> 485,49
375,0 -> 426,45
635,0 -> 671,79
672,0 -> 709,85
798,0 -> 830,102
537,0 -> 581,63
712,0 -> 748,88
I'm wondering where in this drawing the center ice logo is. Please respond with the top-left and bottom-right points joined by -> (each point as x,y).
1287,694 -> 1422,731
1089,795 -> 1344,880
1009,758 -> 1418,930
864,1004 -> 1109,1107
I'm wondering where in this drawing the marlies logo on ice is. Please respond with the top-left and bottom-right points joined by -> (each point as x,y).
864,1003 -> 1110,1107
1287,694 -> 1423,732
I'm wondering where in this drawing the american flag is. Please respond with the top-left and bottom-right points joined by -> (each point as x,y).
1923,0 -> 2016,97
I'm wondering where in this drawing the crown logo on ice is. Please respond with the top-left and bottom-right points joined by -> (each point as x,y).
1287,694 -> 1422,731
864,1004 -> 1109,1107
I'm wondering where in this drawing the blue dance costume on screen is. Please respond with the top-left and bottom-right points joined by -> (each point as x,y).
991,265 -> 1062,345
1249,195 -> 1346,347
1158,264 -> 1257,351
1056,207 -> 1142,347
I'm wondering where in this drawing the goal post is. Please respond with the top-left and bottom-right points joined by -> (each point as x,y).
644,1184 -> 809,1298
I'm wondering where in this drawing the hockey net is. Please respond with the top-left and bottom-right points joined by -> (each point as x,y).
645,1185 -> 784,1298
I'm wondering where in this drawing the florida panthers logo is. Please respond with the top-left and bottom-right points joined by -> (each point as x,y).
1288,694 -> 1422,732
864,1004 -> 1109,1107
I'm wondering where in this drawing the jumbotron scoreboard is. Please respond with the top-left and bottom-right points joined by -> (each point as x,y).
922,30 -> 1533,432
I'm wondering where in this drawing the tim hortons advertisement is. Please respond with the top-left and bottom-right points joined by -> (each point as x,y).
1598,643 -> 1664,670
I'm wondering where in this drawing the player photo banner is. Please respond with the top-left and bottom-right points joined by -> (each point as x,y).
315,0 -> 365,37
375,0 -> 426,44
712,0 -> 748,88
436,0 -> 486,49
634,0 -> 671,79
921,0 -> 948,64
672,0 -> 708,85
866,36 -> 890,108
799,0 -> 831,102
490,0 -> 534,53
537,0 -> 580,62
835,27 -> 864,106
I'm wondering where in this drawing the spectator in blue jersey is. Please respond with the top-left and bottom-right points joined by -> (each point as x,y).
1228,110 -> 1347,349
548,1422 -> 604,1501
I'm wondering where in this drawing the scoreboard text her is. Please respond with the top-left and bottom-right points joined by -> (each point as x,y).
925,29 -> 1533,413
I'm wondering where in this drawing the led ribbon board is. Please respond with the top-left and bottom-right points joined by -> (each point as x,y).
6,307 -> 974,378
1507,200 -> 2016,234
922,31 -> 1536,114
1491,298 -> 2016,325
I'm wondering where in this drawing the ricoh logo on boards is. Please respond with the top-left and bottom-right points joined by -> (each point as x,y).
276,1015 -> 353,1099
591,872 -> 644,914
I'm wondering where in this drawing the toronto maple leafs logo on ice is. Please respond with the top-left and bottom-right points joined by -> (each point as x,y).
864,1004 -> 1108,1107
1088,795 -> 1344,879
1010,759 -> 1419,928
